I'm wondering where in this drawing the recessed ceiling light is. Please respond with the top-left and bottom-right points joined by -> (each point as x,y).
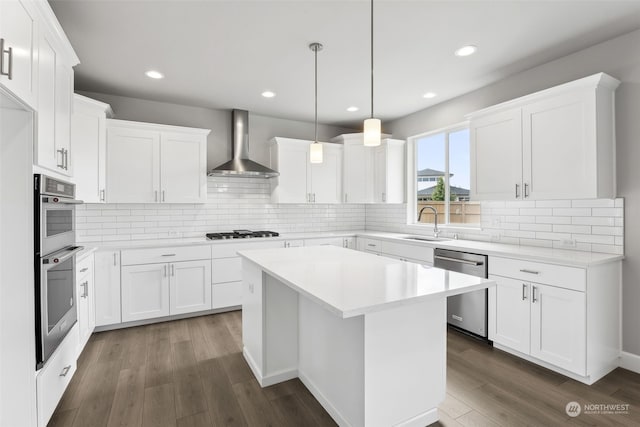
454,45 -> 477,57
347,106 -> 359,112
145,70 -> 164,79
423,92 -> 437,99
261,91 -> 276,98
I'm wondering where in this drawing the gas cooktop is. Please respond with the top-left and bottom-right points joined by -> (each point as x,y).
206,230 -> 280,240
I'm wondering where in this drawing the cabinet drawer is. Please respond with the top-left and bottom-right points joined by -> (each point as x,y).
121,245 -> 211,265
489,256 -> 585,291
76,254 -> 93,282
381,241 -> 434,263
212,257 -> 242,284
212,240 -> 283,258
359,238 -> 382,253
37,325 -> 79,427
212,281 -> 242,309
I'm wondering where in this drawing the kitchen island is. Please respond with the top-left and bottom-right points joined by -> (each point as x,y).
238,246 -> 494,427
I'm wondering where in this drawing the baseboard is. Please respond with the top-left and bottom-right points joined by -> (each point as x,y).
619,351 -> 640,374
397,408 -> 439,427
299,371 -> 350,427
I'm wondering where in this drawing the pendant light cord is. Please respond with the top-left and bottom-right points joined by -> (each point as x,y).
315,44 -> 318,143
370,0 -> 374,119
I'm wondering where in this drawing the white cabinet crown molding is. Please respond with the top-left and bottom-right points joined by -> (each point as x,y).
465,72 -> 620,119
73,93 -> 113,117
32,0 -> 79,65
107,118 -> 211,136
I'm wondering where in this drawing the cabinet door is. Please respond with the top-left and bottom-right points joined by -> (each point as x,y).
523,91 -> 595,200
94,251 -> 121,327
470,109 -> 522,200
169,260 -> 212,315
343,237 -> 356,249
488,275 -> 530,355
72,99 -> 107,203
270,141 -> 308,203
0,0 -> 36,107
35,30 -> 58,172
530,283 -> 586,375
160,132 -> 207,203
54,61 -> 73,176
106,126 -> 160,203
382,139 -> 406,203
343,142 -> 373,203
310,143 -> 342,203
373,145 -> 387,203
121,263 -> 170,322
77,261 -> 95,350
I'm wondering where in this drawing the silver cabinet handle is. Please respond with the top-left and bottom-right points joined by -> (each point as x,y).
515,183 -> 520,199
60,365 -> 71,377
154,190 -> 158,202
81,281 -> 88,298
0,38 -> 13,80
113,253 -> 117,266
163,264 -> 167,277
434,255 -> 483,266
162,190 -> 165,202
80,267 -> 88,273
171,264 -> 175,276
161,254 -> 176,257
519,269 -> 539,275
57,149 -> 65,169
344,193 -> 348,203
313,193 -> 316,202
367,243 -> 377,247
524,183 -> 530,198
382,192 -> 386,202
100,189 -> 106,202
522,283 -> 528,301
64,149 -> 69,170
532,285 -> 538,303
343,239 -> 347,248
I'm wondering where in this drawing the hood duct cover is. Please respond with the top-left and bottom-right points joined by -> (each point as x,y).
208,109 -> 279,178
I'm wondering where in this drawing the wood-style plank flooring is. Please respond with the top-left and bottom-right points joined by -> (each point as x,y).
50,311 -> 640,427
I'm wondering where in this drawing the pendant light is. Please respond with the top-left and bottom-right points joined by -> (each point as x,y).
309,42 -> 324,163
363,0 -> 381,146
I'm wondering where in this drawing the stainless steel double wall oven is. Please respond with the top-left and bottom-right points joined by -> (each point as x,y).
34,174 -> 83,369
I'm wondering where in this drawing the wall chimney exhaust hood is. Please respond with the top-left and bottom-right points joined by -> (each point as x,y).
208,109 -> 279,178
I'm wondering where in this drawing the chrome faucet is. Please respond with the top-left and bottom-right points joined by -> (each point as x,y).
418,206 -> 440,237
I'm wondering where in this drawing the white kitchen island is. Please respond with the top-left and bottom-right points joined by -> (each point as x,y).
238,246 -> 494,427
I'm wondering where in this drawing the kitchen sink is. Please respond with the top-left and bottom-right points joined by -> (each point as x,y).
399,235 -> 450,242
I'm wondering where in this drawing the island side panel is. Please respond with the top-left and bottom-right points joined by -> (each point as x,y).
242,259 -> 265,381
264,274 -> 299,383
363,298 -> 446,427
298,295 -> 365,427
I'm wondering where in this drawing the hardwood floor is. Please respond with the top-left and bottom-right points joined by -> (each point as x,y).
50,312 -> 640,427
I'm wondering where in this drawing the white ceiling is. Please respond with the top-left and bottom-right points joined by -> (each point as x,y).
50,0 -> 640,127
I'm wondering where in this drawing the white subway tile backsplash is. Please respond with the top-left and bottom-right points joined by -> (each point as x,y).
552,224 -> 591,234
535,216 -> 572,225
535,200 -> 571,208
572,199 -> 615,208
520,223 -> 552,232
571,216 -> 615,226
573,234 -> 615,244
520,208 -> 553,216
552,208 -> 591,217
592,207 -> 624,217
591,226 -> 623,236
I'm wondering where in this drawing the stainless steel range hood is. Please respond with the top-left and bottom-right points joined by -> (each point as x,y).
208,109 -> 279,178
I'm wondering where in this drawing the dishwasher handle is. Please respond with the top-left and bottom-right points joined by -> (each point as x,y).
434,255 -> 483,266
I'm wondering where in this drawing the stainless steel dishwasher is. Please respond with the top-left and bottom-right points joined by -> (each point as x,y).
434,248 -> 489,339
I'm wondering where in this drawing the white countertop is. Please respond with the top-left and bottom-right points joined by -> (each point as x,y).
83,229 -> 622,267
238,246 -> 494,318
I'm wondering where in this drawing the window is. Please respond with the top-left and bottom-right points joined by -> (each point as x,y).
411,125 -> 480,226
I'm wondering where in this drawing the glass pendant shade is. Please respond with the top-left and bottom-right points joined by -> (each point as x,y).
309,141 -> 323,163
363,118 -> 381,146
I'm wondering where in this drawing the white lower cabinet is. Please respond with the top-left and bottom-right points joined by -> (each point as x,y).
36,324 -> 79,427
170,259 -> 212,315
94,250 -> 122,327
488,255 -> 618,384
355,237 -> 434,265
76,254 -> 95,352
121,263 -> 170,322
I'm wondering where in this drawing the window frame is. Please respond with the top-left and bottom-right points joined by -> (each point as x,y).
406,120 -> 480,230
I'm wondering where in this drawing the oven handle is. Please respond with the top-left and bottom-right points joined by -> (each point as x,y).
42,246 -> 84,265
42,196 -> 84,205
434,255 -> 483,266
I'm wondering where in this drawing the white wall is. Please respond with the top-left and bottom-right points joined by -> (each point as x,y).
77,90 -> 356,170
385,28 -> 640,357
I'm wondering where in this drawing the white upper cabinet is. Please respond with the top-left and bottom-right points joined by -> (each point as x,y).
269,137 -> 343,204
374,139 -> 406,203
33,1 -> 79,177
106,119 -> 210,203
469,73 -> 620,201
71,94 -> 113,203
0,0 -> 37,107
332,134 -> 374,203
